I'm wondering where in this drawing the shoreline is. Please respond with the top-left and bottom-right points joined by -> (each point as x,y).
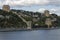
0,27 -> 60,32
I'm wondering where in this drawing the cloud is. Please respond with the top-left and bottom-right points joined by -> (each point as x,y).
37,8 -> 60,15
37,8 -> 46,13
37,8 -> 58,13
50,8 -> 60,15
50,9 -> 57,13
49,0 -> 60,6
0,0 -> 60,6
3,0 -> 49,6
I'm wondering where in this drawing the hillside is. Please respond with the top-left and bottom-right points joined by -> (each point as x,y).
0,9 -> 27,28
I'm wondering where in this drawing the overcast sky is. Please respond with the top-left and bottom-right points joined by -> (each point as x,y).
0,0 -> 60,15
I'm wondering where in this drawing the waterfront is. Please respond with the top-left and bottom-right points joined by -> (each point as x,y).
0,29 -> 60,40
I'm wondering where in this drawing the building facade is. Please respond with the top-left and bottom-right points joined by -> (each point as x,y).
44,10 -> 50,17
2,5 -> 10,12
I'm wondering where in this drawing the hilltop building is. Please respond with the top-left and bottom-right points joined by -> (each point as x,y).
44,10 -> 50,17
2,5 -> 10,12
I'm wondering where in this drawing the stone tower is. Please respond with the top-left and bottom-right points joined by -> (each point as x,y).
44,10 -> 50,17
27,21 -> 32,29
2,5 -> 10,12
45,18 -> 52,28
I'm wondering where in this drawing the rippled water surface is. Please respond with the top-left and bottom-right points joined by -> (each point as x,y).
0,29 -> 60,40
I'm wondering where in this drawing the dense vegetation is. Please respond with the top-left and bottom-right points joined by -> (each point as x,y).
11,9 -> 60,28
0,9 -> 27,28
0,9 -> 60,29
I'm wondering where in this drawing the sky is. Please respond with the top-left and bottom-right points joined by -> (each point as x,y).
0,0 -> 60,15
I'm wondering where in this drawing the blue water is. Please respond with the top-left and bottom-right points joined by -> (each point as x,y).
0,29 -> 60,40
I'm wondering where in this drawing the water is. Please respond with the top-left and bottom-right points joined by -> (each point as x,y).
0,29 -> 60,40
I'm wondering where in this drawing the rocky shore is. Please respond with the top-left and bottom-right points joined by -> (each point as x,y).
0,27 -> 60,32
